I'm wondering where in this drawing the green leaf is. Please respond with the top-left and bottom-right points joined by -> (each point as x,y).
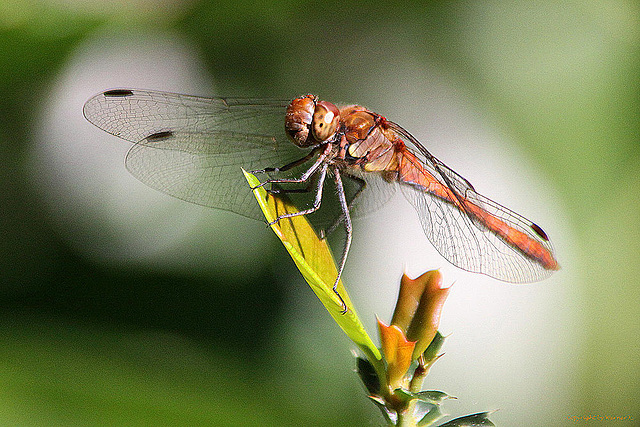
423,331 -> 445,364
393,387 -> 414,403
437,412 -> 495,426
367,395 -> 397,425
416,404 -> 445,427
394,388 -> 454,406
356,357 -> 381,396
414,390 -> 455,405
244,170 -> 382,364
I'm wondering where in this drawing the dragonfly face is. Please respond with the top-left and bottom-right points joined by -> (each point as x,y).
284,95 -> 341,147
84,89 -> 559,309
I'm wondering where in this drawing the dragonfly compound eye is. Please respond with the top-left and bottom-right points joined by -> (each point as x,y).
311,100 -> 340,142
285,95 -> 316,147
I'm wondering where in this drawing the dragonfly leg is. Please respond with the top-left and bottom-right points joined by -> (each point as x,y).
267,162 -> 328,226
332,167 -> 352,314
267,186 -> 311,195
266,177 -> 315,195
320,173 -> 366,239
250,144 -> 330,190
250,148 -> 318,175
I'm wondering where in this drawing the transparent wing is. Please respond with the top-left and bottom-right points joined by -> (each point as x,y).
387,122 -> 557,283
341,168 -> 398,219
83,89 -> 309,220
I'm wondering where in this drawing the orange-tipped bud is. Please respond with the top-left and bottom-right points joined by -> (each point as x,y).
390,270 -> 452,361
377,317 -> 416,392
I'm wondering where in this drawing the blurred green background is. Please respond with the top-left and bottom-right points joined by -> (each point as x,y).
1,0 -> 638,425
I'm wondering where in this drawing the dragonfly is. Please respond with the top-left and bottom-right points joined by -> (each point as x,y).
84,89 -> 559,311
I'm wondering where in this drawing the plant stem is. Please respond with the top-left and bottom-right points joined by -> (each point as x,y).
409,356 -> 428,393
396,400 -> 419,427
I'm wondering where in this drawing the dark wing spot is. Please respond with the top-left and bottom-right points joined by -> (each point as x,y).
146,130 -> 174,142
530,222 -> 549,241
104,89 -> 134,97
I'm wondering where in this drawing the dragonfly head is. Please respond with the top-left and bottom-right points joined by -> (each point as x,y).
285,95 -> 340,147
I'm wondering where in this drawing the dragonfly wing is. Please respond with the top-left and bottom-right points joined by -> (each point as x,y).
83,89 -> 292,143
341,168 -> 398,220
126,131 -> 308,219
83,89 -> 307,219
388,122 -> 557,283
